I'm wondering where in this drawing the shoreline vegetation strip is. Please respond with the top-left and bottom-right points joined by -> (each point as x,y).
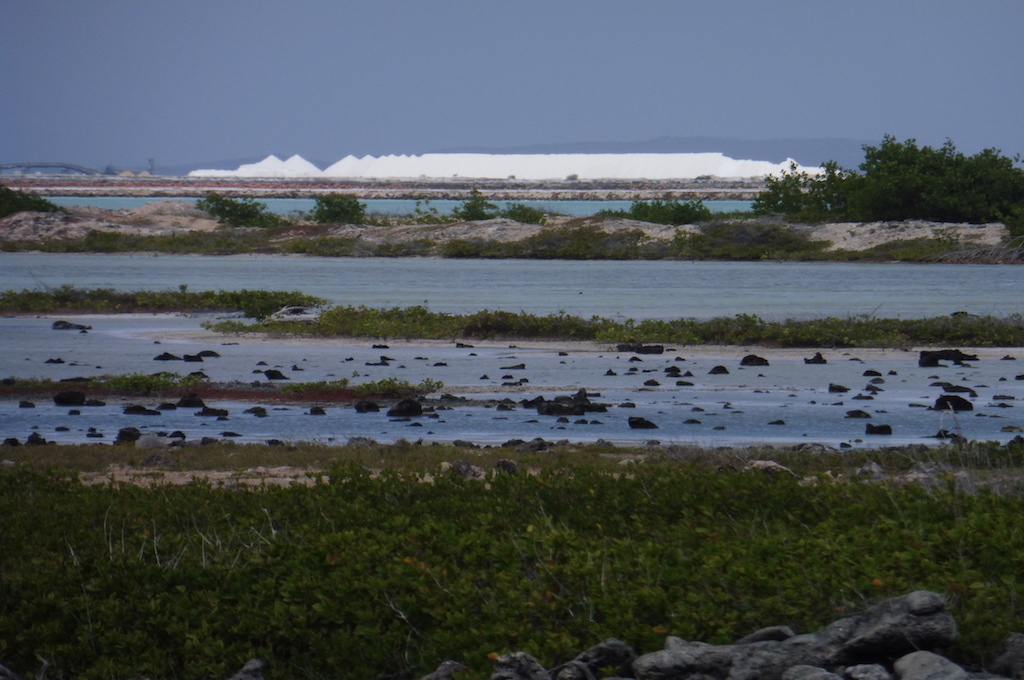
2,287 -> 1023,347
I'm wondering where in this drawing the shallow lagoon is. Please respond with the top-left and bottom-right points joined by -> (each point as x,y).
2,314 -> 1022,449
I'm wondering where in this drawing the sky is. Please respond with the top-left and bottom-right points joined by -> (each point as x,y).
2,1 -> 1022,171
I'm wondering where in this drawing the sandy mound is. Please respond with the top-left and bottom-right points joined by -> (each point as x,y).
806,220 -> 1008,251
0,201 -> 218,241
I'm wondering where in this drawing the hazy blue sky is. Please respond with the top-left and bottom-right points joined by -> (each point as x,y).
3,1 -> 1022,170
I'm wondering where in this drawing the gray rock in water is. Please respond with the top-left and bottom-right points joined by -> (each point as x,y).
388,398 -> 423,417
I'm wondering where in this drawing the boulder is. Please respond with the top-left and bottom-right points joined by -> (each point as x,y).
892,650 -> 968,680
553,638 -> 636,680
919,350 -> 978,367
53,390 -> 86,406
388,399 -> 423,417
490,651 -> 550,680
628,416 -> 658,429
934,395 -> 973,412
354,400 -> 380,413
741,354 -> 770,367
52,319 -> 91,331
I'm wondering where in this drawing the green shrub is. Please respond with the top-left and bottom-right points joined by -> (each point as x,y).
0,184 -> 62,218
753,136 -> 1024,228
452,189 -> 500,221
196,192 -> 286,228
500,203 -> 547,224
601,198 -> 713,225
310,194 -> 367,224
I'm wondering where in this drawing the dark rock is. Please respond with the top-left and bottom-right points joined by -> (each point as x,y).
494,459 -> 518,474
2,438 -> 21,446
153,352 -> 182,361
628,416 -> 658,429
244,406 -> 268,417
919,349 -> 978,367
866,424 -> 893,435
388,399 -> 423,417
52,320 -> 91,331
197,350 -> 221,358
124,404 -> 161,415
933,395 -> 973,412
708,365 -> 729,375
308,406 -> 327,415
845,410 -> 872,419
44,357 -> 65,364
617,342 -> 664,354
177,393 -> 205,408
115,427 -> 141,444
26,432 -> 48,445
183,354 -> 204,362
53,390 -> 86,406
196,406 -> 229,417
741,354 -> 770,366
828,384 -> 850,393
18,401 -> 35,408
263,369 -> 289,380
355,400 -> 380,413
804,352 -> 828,364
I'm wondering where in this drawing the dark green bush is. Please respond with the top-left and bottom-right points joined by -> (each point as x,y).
196,192 -> 285,228
0,184 -> 62,219
753,136 -> 1024,233
452,189 -> 500,221
310,193 -> 367,224
600,198 -> 713,225
500,203 -> 548,224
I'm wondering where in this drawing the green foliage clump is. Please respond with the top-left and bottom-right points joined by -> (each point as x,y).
352,377 -> 444,398
452,189 -> 500,221
499,202 -> 548,224
310,193 -> 367,224
753,136 -> 1024,235
0,184 -> 63,218
600,198 -> 713,225
196,192 -> 286,228
2,458 -> 1024,679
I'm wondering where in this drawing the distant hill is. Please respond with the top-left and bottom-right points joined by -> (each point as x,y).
434,137 -> 871,168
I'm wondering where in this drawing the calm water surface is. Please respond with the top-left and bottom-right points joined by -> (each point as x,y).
2,253 -> 1021,320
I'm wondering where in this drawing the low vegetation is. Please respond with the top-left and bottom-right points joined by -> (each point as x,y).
2,438 -> 1024,680
0,285 -> 327,320
211,304 -> 1024,348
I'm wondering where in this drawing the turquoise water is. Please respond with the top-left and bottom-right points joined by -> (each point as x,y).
48,196 -> 753,217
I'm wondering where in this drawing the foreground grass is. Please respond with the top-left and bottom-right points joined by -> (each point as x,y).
1,440 -> 1024,680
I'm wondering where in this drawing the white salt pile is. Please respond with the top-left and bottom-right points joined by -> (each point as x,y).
190,152 -> 818,180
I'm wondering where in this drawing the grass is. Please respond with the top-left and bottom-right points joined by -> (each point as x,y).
1,439 -> 1024,680
209,305 -> 1024,348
